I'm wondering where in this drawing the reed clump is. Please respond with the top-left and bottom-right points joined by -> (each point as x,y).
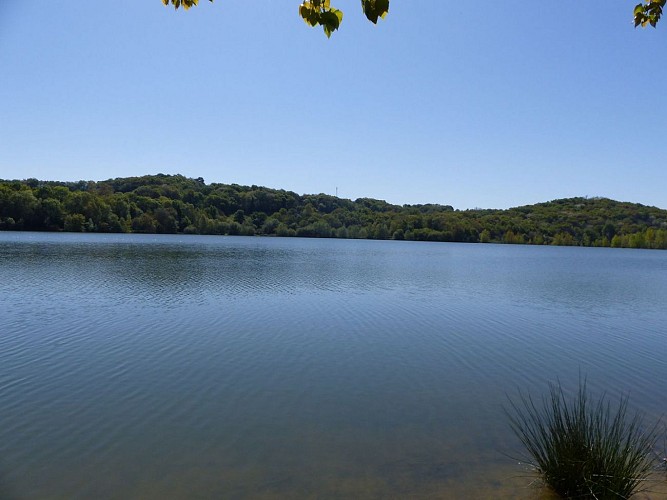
506,381 -> 658,499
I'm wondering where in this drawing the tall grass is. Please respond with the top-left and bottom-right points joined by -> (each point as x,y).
506,381 -> 658,499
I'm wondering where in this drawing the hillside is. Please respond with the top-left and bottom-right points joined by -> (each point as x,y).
1,174 -> 666,249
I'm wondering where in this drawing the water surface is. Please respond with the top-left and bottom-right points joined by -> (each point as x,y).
1,233 -> 666,498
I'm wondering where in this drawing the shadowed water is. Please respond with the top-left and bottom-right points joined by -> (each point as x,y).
1,233 -> 666,499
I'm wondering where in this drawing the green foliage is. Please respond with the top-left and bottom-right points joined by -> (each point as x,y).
162,0 -> 212,11
502,230 -> 525,245
161,0 -> 387,37
64,213 -> 86,232
162,2 -> 655,36
360,0 -> 389,24
2,176 -> 667,251
551,232 -> 575,246
507,381 -> 659,499
299,0 -> 344,38
635,0 -> 666,27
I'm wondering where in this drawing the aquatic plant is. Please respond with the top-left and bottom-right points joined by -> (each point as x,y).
506,380 -> 658,499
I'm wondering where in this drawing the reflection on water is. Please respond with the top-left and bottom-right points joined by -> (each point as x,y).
1,233 -> 666,498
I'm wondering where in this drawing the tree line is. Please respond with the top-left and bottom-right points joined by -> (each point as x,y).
1,174 -> 666,249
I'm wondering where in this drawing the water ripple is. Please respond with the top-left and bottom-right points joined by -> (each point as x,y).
1,233 -> 666,499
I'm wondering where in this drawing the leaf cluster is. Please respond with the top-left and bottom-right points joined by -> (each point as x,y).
634,0 -> 666,27
299,0 -> 344,38
162,0 -> 212,11
298,0 -> 388,37
360,0 -> 390,24
162,0 -> 388,37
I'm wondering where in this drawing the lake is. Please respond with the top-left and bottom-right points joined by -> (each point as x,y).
1,232 -> 666,499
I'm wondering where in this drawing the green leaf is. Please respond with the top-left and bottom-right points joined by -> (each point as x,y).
331,8 -> 343,24
361,0 -> 389,24
320,10 -> 342,37
162,0 -> 213,11
377,0 -> 390,19
299,4 -> 311,24
299,2 -> 321,27
299,1 -> 345,36
306,14 -> 319,27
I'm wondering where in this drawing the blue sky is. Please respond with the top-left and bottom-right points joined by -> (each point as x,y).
1,1 -> 666,209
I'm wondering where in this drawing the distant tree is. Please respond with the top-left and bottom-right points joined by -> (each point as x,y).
155,208 -> 178,234
0,217 -> 16,230
602,222 -> 616,240
132,213 -> 158,233
38,198 -> 65,230
233,209 -> 245,224
392,228 -> 404,240
552,232 -> 576,246
503,230 -> 524,245
8,190 -> 38,229
336,226 -> 349,238
261,217 -> 280,235
64,213 -> 86,232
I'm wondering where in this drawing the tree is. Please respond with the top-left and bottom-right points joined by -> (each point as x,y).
64,213 -> 86,232
155,207 -> 178,233
3,176 -> 667,250
8,189 -> 38,229
162,0 -> 389,37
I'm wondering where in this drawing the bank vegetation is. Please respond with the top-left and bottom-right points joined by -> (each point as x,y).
1,174 -> 666,250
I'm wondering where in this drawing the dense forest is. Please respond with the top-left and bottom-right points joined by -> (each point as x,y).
1,174 -> 666,249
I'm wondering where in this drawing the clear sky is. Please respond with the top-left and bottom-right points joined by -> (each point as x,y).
1,1 -> 666,209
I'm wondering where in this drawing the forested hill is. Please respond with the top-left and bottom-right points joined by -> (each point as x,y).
1,174 -> 666,249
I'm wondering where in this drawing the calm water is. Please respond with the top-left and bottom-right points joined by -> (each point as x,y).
1,233 -> 666,499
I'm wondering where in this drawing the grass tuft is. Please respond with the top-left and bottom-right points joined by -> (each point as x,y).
506,380 -> 658,499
